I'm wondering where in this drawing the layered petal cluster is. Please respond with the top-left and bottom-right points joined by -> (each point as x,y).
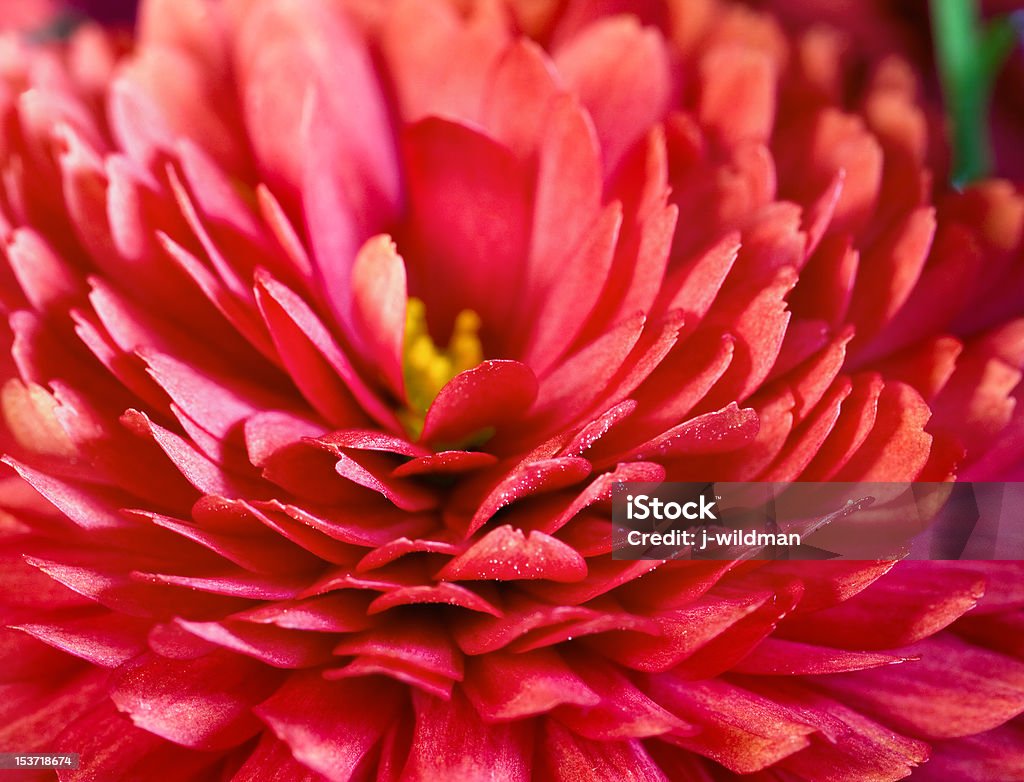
0,0 -> 1023,780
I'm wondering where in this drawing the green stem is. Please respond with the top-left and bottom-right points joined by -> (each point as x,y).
930,0 -> 1021,186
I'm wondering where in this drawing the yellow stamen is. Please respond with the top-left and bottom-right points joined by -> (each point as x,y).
401,297 -> 483,438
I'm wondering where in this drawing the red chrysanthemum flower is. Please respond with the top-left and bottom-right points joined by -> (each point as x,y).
1,1 -> 1023,780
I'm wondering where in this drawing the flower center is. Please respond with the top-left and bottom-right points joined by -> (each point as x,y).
401,297 -> 483,437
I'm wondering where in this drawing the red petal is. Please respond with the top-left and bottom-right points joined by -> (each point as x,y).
14,611 -> 149,668
53,700 -> 216,782
231,733 -> 329,782
255,673 -> 400,782
333,616 -> 463,682
392,450 -> 498,478
5,228 -> 84,314
847,207 -> 936,354
596,591 -> 770,673
731,637 -> 911,676
522,202 -> 621,374
438,526 -> 586,583
916,722 -> 1024,782
539,719 -> 669,781
463,648 -> 600,721
831,381 -> 933,481
623,402 -> 759,461
649,677 -> 815,773
356,537 -> 460,572
466,457 -> 592,536
402,118 -> 533,340
232,593 -> 373,634
367,583 -> 502,617
552,651 -> 695,739
421,360 -> 538,446
255,271 -> 399,430
176,619 -> 335,669
400,690 -> 532,781
111,651 -> 280,750
453,593 -> 596,655
745,679 -> 930,781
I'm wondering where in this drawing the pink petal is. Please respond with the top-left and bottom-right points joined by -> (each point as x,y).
348,235 -> 407,399
482,39 -> 562,158
554,16 -> 672,174
847,206 -> 936,354
531,461 -> 665,535
530,313 -> 646,430
817,634 -> 1024,740
521,558 -> 662,606
916,723 -> 1024,782
231,733 -> 329,782
139,348 -> 292,440
597,591 -> 770,673
622,402 -> 759,461
741,679 -> 929,780
698,46 -> 777,147
331,450 -> 438,512
235,0 -> 398,213
453,594 -> 599,655
380,0 -> 508,124
275,501 -> 434,549
778,562 -> 985,649
561,400 -> 638,458
53,700 -> 215,782
521,202 -> 621,374
323,656 -> 456,701
133,568 -> 307,602
134,507 -> 315,573
124,409 -> 269,499
244,410 -> 326,468
5,228 -> 85,314
831,381 -> 933,481
730,637 -> 911,676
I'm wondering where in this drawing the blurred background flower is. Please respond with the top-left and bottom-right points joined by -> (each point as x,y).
0,0 -> 1022,780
